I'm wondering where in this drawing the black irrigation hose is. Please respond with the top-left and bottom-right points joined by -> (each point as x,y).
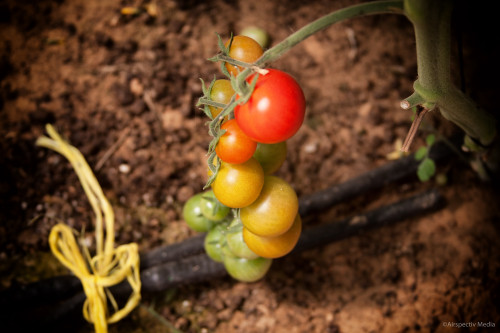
140,234 -> 206,269
139,188 -> 445,293
0,140 -> 455,329
298,138 -> 454,216
293,188 -> 444,253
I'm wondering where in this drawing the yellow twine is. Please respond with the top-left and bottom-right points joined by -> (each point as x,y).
36,124 -> 141,333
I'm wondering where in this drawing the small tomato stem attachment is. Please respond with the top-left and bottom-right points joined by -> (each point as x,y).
197,98 -> 227,111
401,106 -> 429,152
400,91 -> 427,110
211,54 -> 258,71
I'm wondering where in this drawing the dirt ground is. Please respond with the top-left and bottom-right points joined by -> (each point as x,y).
1,0 -> 500,332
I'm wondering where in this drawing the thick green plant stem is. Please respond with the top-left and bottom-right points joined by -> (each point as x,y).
404,0 -> 496,146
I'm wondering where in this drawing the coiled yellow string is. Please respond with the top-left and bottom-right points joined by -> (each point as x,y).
36,124 -> 141,333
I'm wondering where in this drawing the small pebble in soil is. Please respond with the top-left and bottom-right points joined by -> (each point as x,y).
118,163 -> 131,174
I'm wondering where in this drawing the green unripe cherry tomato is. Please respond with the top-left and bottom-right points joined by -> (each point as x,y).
225,219 -> 258,260
223,253 -> 272,283
204,224 -> 227,262
240,26 -> 270,49
253,142 -> 287,174
182,193 -> 214,232
200,190 -> 230,221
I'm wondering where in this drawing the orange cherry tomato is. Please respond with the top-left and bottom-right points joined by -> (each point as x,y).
216,119 -> 257,164
224,35 -> 263,77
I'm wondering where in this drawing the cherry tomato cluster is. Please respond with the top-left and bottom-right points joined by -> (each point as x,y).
183,34 -> 306,282
182,189 -> 272,282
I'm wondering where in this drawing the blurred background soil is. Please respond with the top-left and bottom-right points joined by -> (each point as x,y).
1,0 -> 499,332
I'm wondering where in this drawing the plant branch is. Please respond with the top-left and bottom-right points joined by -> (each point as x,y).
403,0 -> 496,146
210,54 -> 256,69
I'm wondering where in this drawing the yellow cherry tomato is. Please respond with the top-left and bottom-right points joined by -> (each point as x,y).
240,175 -> 298,237
209,79 -> 234,120
212,157 -> 264,208
243,214 -> 301,259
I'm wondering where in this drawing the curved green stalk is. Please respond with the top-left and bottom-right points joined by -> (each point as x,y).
256,0 -> 405,66
229,1 -> 404,90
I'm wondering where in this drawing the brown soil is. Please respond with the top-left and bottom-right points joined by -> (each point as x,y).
1,0 -> 499,332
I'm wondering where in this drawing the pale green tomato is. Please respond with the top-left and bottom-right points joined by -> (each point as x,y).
240,26 -> 270,48
225,219 -> 258,260
223,255 -> 272,282
253,141 -> 287,174
183,193 -> 214,232
204,224 -> 227,262
200,190 -> 230,221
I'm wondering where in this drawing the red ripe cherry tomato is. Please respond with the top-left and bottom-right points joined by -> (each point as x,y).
234,69 -> 306,144
216,119 -> 257,164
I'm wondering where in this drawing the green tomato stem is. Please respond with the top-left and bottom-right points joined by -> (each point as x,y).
213,54 -> 256,69
256,0 -> 405,66
198,97 -> 227,110
230,0 -> 404,98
